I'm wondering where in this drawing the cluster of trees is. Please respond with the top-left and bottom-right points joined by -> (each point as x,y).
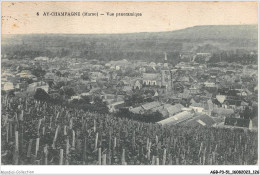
34,87 -> 75,104
194,55 -> 211,64
124,90 -> 154,107
116,68 -> 141,77
209,52 -> 257,64
2,44 -> 56,59
33,88 -> 109,114
34,88 -> 51,102
31,66 -> 46,78
81,72 -> 90,81
3,37 -> 184,64
240,106 -> 258,120
54,71 -> 70,78
2,89 -> 15,97
69,96 -> 109,114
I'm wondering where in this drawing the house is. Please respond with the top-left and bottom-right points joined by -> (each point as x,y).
15,81 -> 28,91
189,86 -> 200,94
45,72 -> 55,82
206,99 -> 214,113
180,52 -> 194,61
236,89 -> 250,97
34,57 -> 49,62
17,71 -> 34,78
139,67 -> 146,73
204,82 -> 216,88
69,95 -> 81,101
90,71 -> 104,80
101,90 -> 116,101
190,105 -> 204,113
177,90 -> 190,100
175,62 -> 187,69
211,108 -> 234,117
129,106 -> 143,114
224,118 -> 250,128
216,95 -> 227,104
129,101 -> 161,114
149,62 -> 157,69
150,105 -> 169,118
222,98 -> 242,109
142,73 -> 161,86
179,114 -> 216,127
2,82 -> 14,91
107,59 -> 130,70
142,101 -> 161,111
254,85 -> 258,93
27,81 -> 49,93
133,80 -> 142,90
108,101 -> 125,113
157,111 -> 194,126
172,82 -> 184,92
166,104 -> 184,116
154,91 -> 159,97
196,52 -> 211,57
122,86 -> 132,92
240,101 -> 249,110
157,108 -> 169,118
177,76 -> 190,82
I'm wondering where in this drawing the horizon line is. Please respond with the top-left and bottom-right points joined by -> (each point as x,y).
2,24 -> 258,35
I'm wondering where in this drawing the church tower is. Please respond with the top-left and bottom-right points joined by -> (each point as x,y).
163,52 -> 168,68
161,52 -> 172,91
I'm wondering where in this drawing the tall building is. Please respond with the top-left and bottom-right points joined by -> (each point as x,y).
163,52 -> 168,68
161,53 -> 172,91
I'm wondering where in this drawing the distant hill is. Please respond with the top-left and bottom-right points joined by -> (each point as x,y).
152,25 -> 257,40
2,25 -> 258,61
3,24 -> 257,41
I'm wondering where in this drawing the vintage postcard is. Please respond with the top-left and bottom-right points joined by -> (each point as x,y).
1,1 -> 258,174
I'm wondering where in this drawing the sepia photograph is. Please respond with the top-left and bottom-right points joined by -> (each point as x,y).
1,1 -> 259,174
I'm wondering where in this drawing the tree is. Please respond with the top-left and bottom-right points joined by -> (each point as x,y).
81,73 -> 90,80
92,96 -> 109,114
243,106 -> 251,119
2,90 -> 7,96
32,67 -> 46,78
251,106 -> 258,119
55,71 -> 62,77
50,93 -> 63,104
27,78 -> 34,84
125,92 -> 144,106
93,96 -> 105,106
8,90 -> 15,97
54,81 -> 65,89
34,88 -> 50,101
64,87 -> 75,97
81,96 -> 91,104
62,72 -> 70,78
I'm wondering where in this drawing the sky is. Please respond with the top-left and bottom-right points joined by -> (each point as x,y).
1,1 -> 258,34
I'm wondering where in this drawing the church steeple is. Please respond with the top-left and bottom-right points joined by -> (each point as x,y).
161,52 -> 172,91
163,52 -> 168,68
